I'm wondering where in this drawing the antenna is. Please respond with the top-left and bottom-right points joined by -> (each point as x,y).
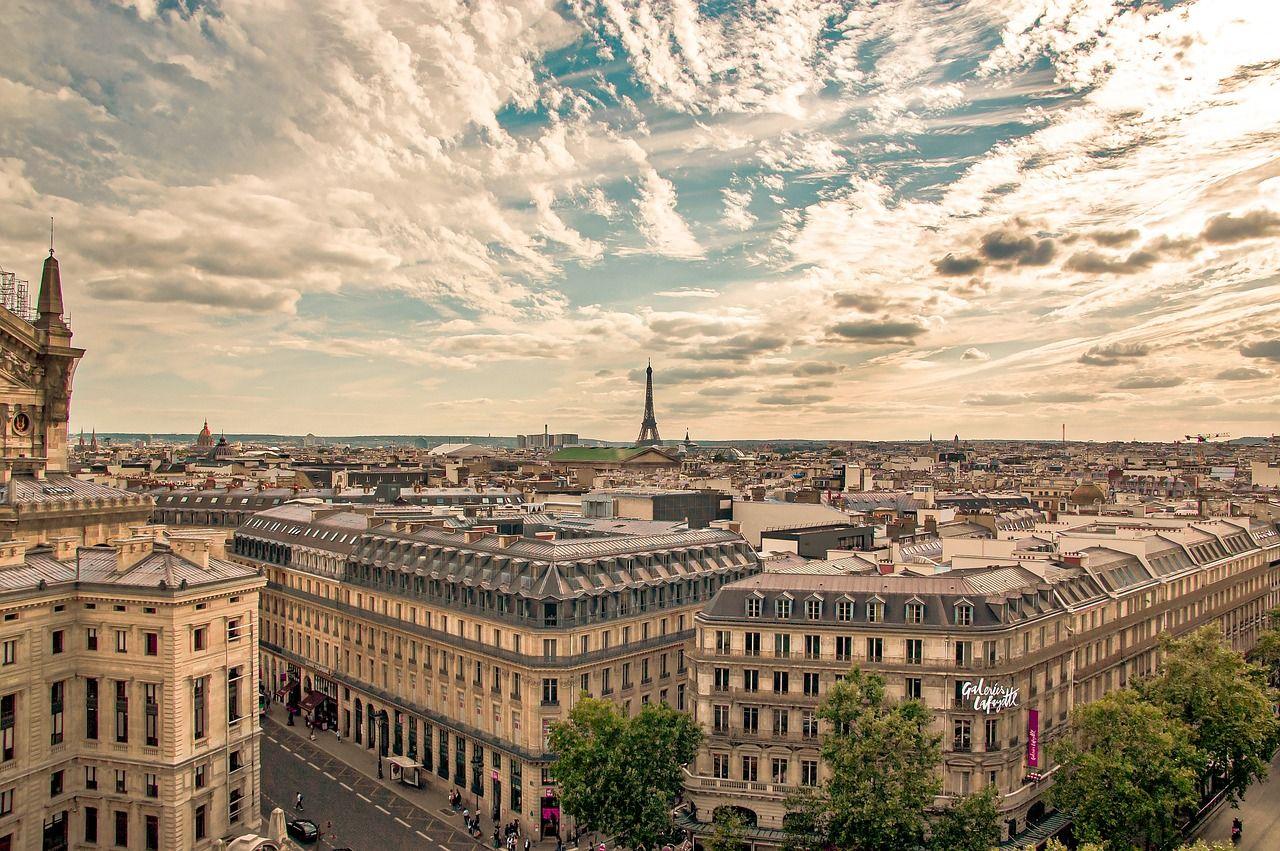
49,216 -> 54,255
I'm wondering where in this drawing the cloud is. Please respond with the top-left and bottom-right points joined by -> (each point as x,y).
1078,342 -> 1152,366
757,393 -> 833,407
1215,366 -> 1270,380
828,319 -> 926,345
978,229 -> 1055,266
933,254 -> 983,276
721,188 -> 756,231
832,291 -> 889,312
1201,209 -> 1280,244
635,169 -> 703,258
1089,228 -> 1140,246
1116,375 -> 1185,389
654,288 -> 719,299
793,361 -> 846,376
964,390 -> 1095,407
961,347 -> 990,361
1240,340 -> 1280,362
1064,248 -> 1159,275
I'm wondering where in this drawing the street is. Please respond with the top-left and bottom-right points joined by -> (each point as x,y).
1195,750 -> 1280,850
260,724 -> 489,851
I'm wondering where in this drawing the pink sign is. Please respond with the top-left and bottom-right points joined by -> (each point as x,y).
1027,709 -> 1040,768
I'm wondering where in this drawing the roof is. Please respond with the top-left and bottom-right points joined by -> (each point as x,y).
6,475 -> 150,508
0,543 -> 259,593
549,446 -> 677,463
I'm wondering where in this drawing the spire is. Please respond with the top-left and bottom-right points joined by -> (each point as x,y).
36,218 -> 66,331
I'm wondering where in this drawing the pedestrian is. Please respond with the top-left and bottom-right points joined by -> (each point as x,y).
493,828 -> 500,848
524,837 -> 531,851
556,838 -> 564,851
463,807 -> 469,825
294,792 -> 304,811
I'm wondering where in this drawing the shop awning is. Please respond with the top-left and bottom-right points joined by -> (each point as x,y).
299,690 -> 329,714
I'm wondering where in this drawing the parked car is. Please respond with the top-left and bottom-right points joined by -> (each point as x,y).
286,819 -> 319,843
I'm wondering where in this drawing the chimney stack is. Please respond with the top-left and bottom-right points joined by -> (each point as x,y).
168,535 -> 211,570
0,540 -> 29,570
48,536 -> 78,562
112,536 -> 154,574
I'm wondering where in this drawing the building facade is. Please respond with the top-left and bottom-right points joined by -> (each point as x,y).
683,516 -> 1280,848
236,504 -> 760,839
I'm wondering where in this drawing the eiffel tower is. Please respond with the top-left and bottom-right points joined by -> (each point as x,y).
636,360 -> 662,446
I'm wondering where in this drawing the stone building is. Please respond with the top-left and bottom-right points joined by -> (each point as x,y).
682,515 -> 1280,848
234,503 -> 760,840
0,248 -> 266,850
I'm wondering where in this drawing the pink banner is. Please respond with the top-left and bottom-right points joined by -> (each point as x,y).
1027,709 -> 1040,768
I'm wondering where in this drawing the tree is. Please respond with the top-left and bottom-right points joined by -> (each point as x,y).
784,668 -> 942,851
1247,608 -> 1280,686
548,698 -> 702,850
1137,626 -> 1280,803
1050,690 -> 1202,851
703,808 -> 749,851
928,785 -> 1000,851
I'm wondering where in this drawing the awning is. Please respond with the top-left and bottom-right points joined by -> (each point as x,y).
274,680 -> 296,700
299,690 -> 329,714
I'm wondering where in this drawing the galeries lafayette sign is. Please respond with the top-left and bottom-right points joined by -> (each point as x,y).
961,679 -> 1020,714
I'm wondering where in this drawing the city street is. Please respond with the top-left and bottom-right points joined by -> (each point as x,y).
1195,751 -> 1280,850
260,721 -> 490,851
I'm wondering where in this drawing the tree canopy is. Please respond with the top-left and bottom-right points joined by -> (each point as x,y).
549,698 -> 702,850
1050,689 -> 1202,851
928,786 -> 1001,851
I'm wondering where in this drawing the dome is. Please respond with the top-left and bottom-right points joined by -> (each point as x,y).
196,420 -> 213,448
1069,482 -> 1106,506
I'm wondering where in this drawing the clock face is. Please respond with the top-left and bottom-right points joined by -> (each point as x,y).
11,413 -> 29,436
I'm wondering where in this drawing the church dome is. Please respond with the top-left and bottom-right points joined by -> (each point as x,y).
196,420 -> 213,448
1069,482 -> 1106,506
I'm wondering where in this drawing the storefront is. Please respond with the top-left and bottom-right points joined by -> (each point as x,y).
540,787 -> 560,840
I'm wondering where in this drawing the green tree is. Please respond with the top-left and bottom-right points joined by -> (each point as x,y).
1247,609 -> 1280,686
548,698 -> 702,851
1137,626 -> 1280,803
928,785 -> 1000,851
1050,690 -> 1202,851
703,808 -> 749,851
784,668 -> 942,851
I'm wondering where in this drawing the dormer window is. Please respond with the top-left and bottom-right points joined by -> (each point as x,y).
746,596 -> 762,618
905,601 -> 925,625
866,599 -> 884,624
954,603 -> 974,626
835,600 -> 853,622
775,597 -> 793,619
805,599 -> 822,620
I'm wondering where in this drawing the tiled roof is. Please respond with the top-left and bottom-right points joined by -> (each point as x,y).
0,545 -> 259,593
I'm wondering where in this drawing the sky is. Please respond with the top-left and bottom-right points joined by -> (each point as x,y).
2,0 -> 1279,442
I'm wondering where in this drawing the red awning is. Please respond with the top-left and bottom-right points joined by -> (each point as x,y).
299,690 -> 329,714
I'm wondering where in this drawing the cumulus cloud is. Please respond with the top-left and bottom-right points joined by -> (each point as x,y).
828,319 -> 926,345
978,228 -> 1055,266
635,169 -> 703,258
1216,366 -> 1270,380
721,188 -> 756,231
1116,375 -> 1185,390
1079,342 -> 1152,366
933,254 -> 984,276
961,347 -> 990,361
1201,209 -> 1280,243
1240,340 -> 1280,362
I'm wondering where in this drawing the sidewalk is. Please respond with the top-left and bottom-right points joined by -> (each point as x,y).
265,712 -> 581,850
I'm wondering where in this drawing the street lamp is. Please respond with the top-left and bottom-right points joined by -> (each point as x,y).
376,709 -> 389,779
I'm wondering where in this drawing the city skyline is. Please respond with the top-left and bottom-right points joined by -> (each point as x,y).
2,1 -> 1279,441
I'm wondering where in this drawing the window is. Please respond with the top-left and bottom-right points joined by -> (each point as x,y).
712,753 -> 729,779
775,597 -> 792,619
229,750 -> 243,773
195,764 -> 207,789
954,604 -> 974,626
145,815 -> 159,851
227,618 -> 242,642
801,759 -> 818,786
86,678 -> 99,740
866,600 -> 884,623
802,710 -> 818,739
804,634 -> 821,659
746,596 -> 762,618
866,637 -> 883,663
194,805 -> 207,841
714,630 -> 730,655
229,788 -> 244,825
86,628 -> 97,651
803,672 -> 820,697
114,810 -> 128,847
985,717 -> 999,750
774,633 -> 791,658
771,757 -> 789,784
905,677 -> 922,700
835,636 -> 852,662
953,718 -> 972,752
906,638 -> 923,665
805,599 -> 822,620
741,755 -> 758,782
0,788 -> 10,816
1,640 -> 13,665
228,666 -> 242,723
743,669 -> 759,693
52,630 -> 64,655
744,632 -> 760,657
772,708 -> 789,736
115,630 -> 127,653
84,806 -> 97,843
50,681 -> 64,745
742,706 -> 759,733
49,770 -> 64,797
115,681 -> 129,743
115,770 -> 126,794
713,705 -> 729,733
713,668 -> 730,692
85,766 -> 98,790
541,678 -> 558,706
905,601 -> 925,624
193,627 -> 207,652
145,684 -> 159,747
144,632 -> 158,656
955,641 -> 972,667
771,671 -> 788,694
193,677 -> 207,740
835,600 -> 852,621
145,773 -> 158,798
2,693 -> 16,761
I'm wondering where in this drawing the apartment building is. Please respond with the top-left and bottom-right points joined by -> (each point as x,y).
683,516 -> 1280,848
236,503 -> 760,840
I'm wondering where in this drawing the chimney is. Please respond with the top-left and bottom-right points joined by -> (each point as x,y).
0,540 -> 29,570
113,537 -> 154,574
534,530 -> 556,541
463,530 -> 486,544
497,534 -> 520,548
877,562 -> 894,575
48,536 -> 78,562
168,535 -> 211,570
